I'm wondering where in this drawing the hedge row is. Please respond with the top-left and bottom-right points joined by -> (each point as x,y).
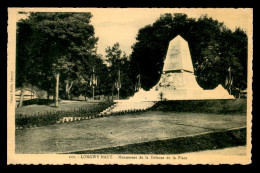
151,99 -> 247,114
16,102 -> 114,128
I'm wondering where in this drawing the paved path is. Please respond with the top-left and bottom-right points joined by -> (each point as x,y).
15,111 -> 246,154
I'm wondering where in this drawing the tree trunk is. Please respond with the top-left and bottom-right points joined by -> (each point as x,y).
47,92 -> 50,100
18,86 -> 25,108
112,85 -> 114,100
65,80 -> 73,100
65,80 -> 69,100
92,87 -> 95,100
55,73 -> 60,107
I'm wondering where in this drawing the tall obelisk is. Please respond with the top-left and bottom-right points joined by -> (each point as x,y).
163,35 -> 194,73
155,35 -> 203,98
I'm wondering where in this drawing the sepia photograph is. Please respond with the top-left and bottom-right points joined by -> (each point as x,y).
7,8 -> 253,165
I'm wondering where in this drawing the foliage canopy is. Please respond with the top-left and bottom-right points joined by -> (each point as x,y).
130,13 -> 248,91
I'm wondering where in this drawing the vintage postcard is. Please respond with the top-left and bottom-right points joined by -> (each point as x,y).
7,8 -> 253,165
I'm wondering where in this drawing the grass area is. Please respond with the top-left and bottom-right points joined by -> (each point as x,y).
15,99 -> 247,154
186,146 -> 246,155
15,100 -> 114,128
151,99 -> 246,114
15,111 -> 246,154
15,100 -> 111,117
67,128 -> 246,154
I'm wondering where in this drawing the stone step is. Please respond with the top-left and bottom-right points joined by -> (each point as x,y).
101,101 -> 156,114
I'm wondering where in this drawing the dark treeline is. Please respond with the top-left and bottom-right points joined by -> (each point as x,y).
130,13 -> 248,92
16,12 -> 248,107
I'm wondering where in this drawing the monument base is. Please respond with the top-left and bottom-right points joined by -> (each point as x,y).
149,70 -> 234,101
156,86 -> 234,101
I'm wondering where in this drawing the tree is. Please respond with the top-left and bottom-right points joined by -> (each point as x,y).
130,13 -> 248,92
105,43 -> 134,99
16,14 -> 46,107
92,56 -> 111,97
16,12 -> 99,106
69,54 -> 111,100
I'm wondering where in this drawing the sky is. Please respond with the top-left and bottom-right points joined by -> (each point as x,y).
89,8 -> 252,56
16,8 -> 253,57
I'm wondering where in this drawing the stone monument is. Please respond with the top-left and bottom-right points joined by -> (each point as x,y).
130,35 -> 234,101
101,35 -> 234,115
155,35 -> 203,100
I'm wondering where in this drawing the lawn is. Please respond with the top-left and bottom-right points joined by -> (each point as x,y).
15,100 -> 105,117
15,99 -> 248,154
68,128 -> 246,154
151,98 -> 247,114
15,111 -> 247,154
